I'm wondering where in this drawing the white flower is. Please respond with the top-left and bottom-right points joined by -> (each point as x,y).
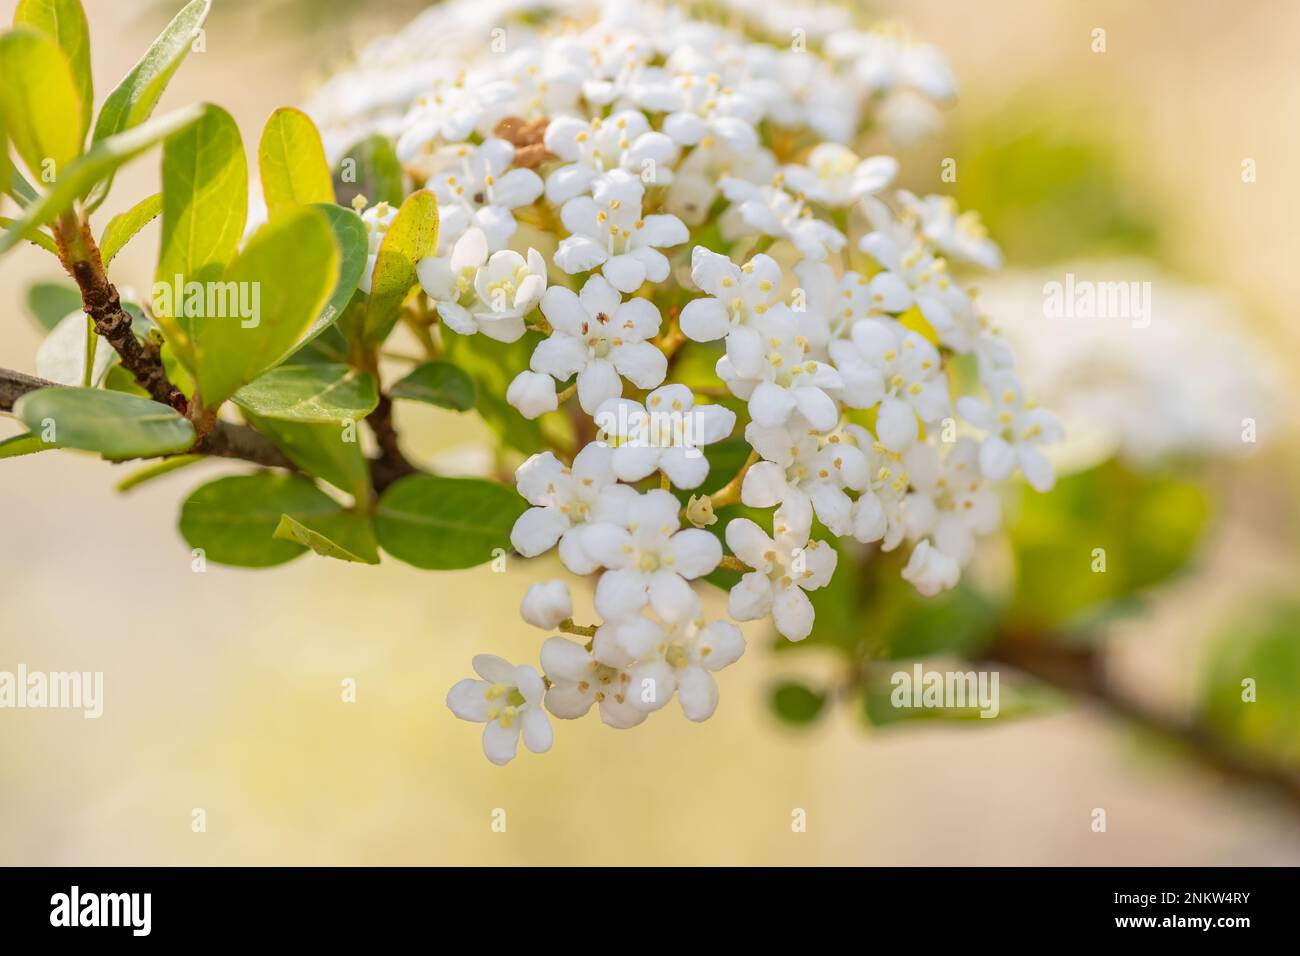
665,136 -> 776,226
608,599 -> 745,722
780,143 -> 897,208
594,384 -> 736,489
680,247 -> 792,347
719,175 -> 846,261
506,371 -> 558,419
581,489 -> 722,622
554,171 -> 688,293
510,444 -> 634,574
416,227 -> 546,343
900,438 -> 1000,568
396,74 -> 515,162
741,417 -> 868,537
724,510 -> 837,642
900,539 -> 960,597
829,318 -> 949,450
793,260 -> 911,344
543,110 -> 679,203
898,191 -> 1002,270
717,312 -> 843,432
850,433 -> 910,549
957,371 -> 1062,492
636,58 -> 761,153
500,47 -> 584,121
447,655 -> 552,765
527,275 -> 667,414
540,630 -> 647,729
425,138 -> 543,251
357,201 -> 398,295
520,580 -> 572,630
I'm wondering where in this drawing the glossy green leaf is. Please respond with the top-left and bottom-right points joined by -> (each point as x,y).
0,27 -> 82,180
87,0 -> 210,207
245,413 -> 370,500
190,205 -> 339,408
14,0 -> 92,143
114,454 -> 201,492
389,361 -> 476,411
12,387 -> 194,458
258,107 -> 334,212
25,280 -> 82,331
276,204 -> 366,366
99,191 -> 162,265
769,682 -> 827,725
0,103 -> 206,255
179,472 -> 341,568
154,104 -> 247,369
363,189 -> 438,344
233,364 -> 378,423
375,475 -> 526,570
0,432 -> 59,458
273,512 -> 379,564
333,133 -> 404,209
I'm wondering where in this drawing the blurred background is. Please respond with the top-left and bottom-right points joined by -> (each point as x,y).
1,0 -> 1298,865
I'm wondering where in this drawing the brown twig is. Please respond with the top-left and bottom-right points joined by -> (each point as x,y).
366,393 -> 417,493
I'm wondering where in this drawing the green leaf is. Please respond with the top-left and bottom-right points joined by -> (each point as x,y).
0,216 -> 56,254
153,104 -> 247,369
244,413 -> 370,500
179,472 -> 341,568
14,0 -> 92,143
0,103 -> 207,255
861,664 -> 1067,727
13,387 -> 194,458
87,0 -> 211,207
276,203 -> 367,366
233,364 -> 378,423
0,431 -> 59,458
36,309 -> 114,386
362,190 -> 438,344
0,27 -> 82,180
333,133 -> 404,209
258,106 -> 334,213
769,682 -> 827,725
115,454 -> 201,492
375,475 -> 525,570
273,512 -> 379,564
99,191 -> 162,265
190,205 -> 340,408
25,280 -> 82,331
389,361 -> 476,411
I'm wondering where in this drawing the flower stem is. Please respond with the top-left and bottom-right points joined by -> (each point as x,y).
559,618 -> 598,638
718,555 -> 751,573
709,449 -> 759,510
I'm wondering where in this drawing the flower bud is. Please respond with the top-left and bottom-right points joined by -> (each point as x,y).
520,580 -> 572,630
507,371 -> 558,419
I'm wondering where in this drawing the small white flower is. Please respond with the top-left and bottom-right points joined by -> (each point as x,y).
900,438 -> 1000,567
396,75 -> 515,162
554,171 -> 688,293
724,509 -> 837,642
357,201 -> 398,295
717,312 -> 843,432
637,59 -> 762,153
850,433 -> 910,549
898,191 -> 1002,270
793,260 -> 911,344
527,275 -> 667,414
447,654 -> 552,765
506,370 -> 558,419
581,489 -> 722,622
680,247 -> 792,349
780,143 -> 897,208
741,417 -> 868,537
900,539 -> 960,597
719,174 -> 846,261
510,444 -> 634,574
425,138 -> 543,251
543,110 -> 679,204
416,227 -> 546,343
665,136 -> 776,226
957,371 -> 1062,491
594,384 -> 736,489
828,318 -> 949,450
540,630 -> 647,729
520,580 -> 572,630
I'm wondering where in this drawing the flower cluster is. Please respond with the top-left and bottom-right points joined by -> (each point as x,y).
311,0 -> 1061,763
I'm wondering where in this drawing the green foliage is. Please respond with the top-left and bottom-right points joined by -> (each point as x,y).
273,512 -> 379,564
245,413 -> 370,500
14,0 -> 92,143
1199,604 -> 1300,768
443,331 -> 547,454
277,203 -> 367,366
389,361 -> 476,412
769,682 -> 827,725
0,432 -> 59,458
374,475 -> 525,570
333,134 -> 404,209
99,192 -> 162,266
860,666 -> 1067,728
190,206 -> 340,408
0,27 -> 82,179
233,364 -> 378,423
13,387 -> 194,458
258,107 -> 334,213
36,310 -> 114,386
361,190 -> 438,345
1007,460 -> 1210,633
114,454 -> 201,492
25,280 -> 82,332
179,472 -> 347,568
